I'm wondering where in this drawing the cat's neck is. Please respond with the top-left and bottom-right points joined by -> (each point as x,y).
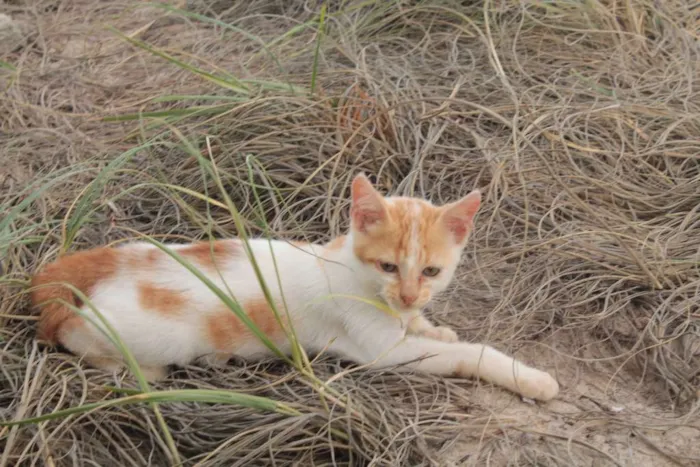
321,233 -> 354,263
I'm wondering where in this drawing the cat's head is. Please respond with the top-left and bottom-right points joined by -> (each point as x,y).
349,174 -> 480,313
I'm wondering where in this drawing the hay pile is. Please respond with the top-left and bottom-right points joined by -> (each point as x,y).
1,0 -> 699,465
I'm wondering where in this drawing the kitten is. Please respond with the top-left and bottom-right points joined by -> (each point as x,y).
31,174 -> 559,401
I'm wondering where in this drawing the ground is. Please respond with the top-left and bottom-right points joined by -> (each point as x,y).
1,1 -> 699,465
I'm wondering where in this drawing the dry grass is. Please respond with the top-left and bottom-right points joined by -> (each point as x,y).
2,0 -> 700,465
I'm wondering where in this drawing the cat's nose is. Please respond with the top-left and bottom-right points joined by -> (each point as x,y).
400,293 -> 418,307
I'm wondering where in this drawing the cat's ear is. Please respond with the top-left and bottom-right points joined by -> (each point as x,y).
441,189 -> 481,244
350,174 -> 387,233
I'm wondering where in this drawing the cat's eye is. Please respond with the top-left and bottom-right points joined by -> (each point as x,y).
378,261 -> 398,273
422,266 -> 441,277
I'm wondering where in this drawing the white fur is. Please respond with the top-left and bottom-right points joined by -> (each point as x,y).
63,225 -> 559,401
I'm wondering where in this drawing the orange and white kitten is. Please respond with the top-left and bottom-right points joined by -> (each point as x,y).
31,174 -> 559,401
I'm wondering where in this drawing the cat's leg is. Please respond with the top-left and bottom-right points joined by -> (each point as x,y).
60,317 -> 125,371
60,316 -> 168,381
359,336 -> 559,401
406,314 -> 458,343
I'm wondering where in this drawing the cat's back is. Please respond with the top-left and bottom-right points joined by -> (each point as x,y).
32,237 -> 333,318
86,237 -> 331,299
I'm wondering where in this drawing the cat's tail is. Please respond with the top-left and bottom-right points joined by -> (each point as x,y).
31,266 -> 78,343
30,248 -> 118,343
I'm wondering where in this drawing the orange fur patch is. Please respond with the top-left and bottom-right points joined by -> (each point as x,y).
180,240 -> 238,270
137,282 -> 186,316
207,308 -> 247,352
31,247 -> 119,343
146,249 -> 160,264
353,198 -> 451,266
125,247 -> 161,269
206,298 -> 285,352
246,297 -> 282,337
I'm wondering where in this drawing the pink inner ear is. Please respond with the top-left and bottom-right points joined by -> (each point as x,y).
445,216 -> 469,242
443,190 -> 481,243
351,174 -> 386,232
351,205 -> 384,232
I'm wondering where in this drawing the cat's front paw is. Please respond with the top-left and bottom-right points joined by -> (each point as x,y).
516,369 -> 560,402
422,326 -> 459,343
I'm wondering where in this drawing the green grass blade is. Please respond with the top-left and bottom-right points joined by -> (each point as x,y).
102,105 -> 237,122
150,95 -> 249,103
111,28 -> 250,95
0,389 -> 298,428
0,60 -> 16,71
239,79 -> 306,94
62,144 -> 156,248
0,165 -> 92,235
145,3 -> 298,94
259,0 -> 380,55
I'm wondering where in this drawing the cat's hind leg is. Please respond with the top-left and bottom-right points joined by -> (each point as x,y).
58,316 -> 169,381
57,316 -> 121,365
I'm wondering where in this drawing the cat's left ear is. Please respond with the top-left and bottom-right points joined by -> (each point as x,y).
350,174 -> 387,233
441,189 -> 481,244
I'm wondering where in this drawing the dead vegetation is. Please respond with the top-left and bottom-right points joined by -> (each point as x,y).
1,0 -> 700,465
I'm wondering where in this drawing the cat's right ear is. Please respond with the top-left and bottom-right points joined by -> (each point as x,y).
441,189 -> 481,244
351,174 -> 387,233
